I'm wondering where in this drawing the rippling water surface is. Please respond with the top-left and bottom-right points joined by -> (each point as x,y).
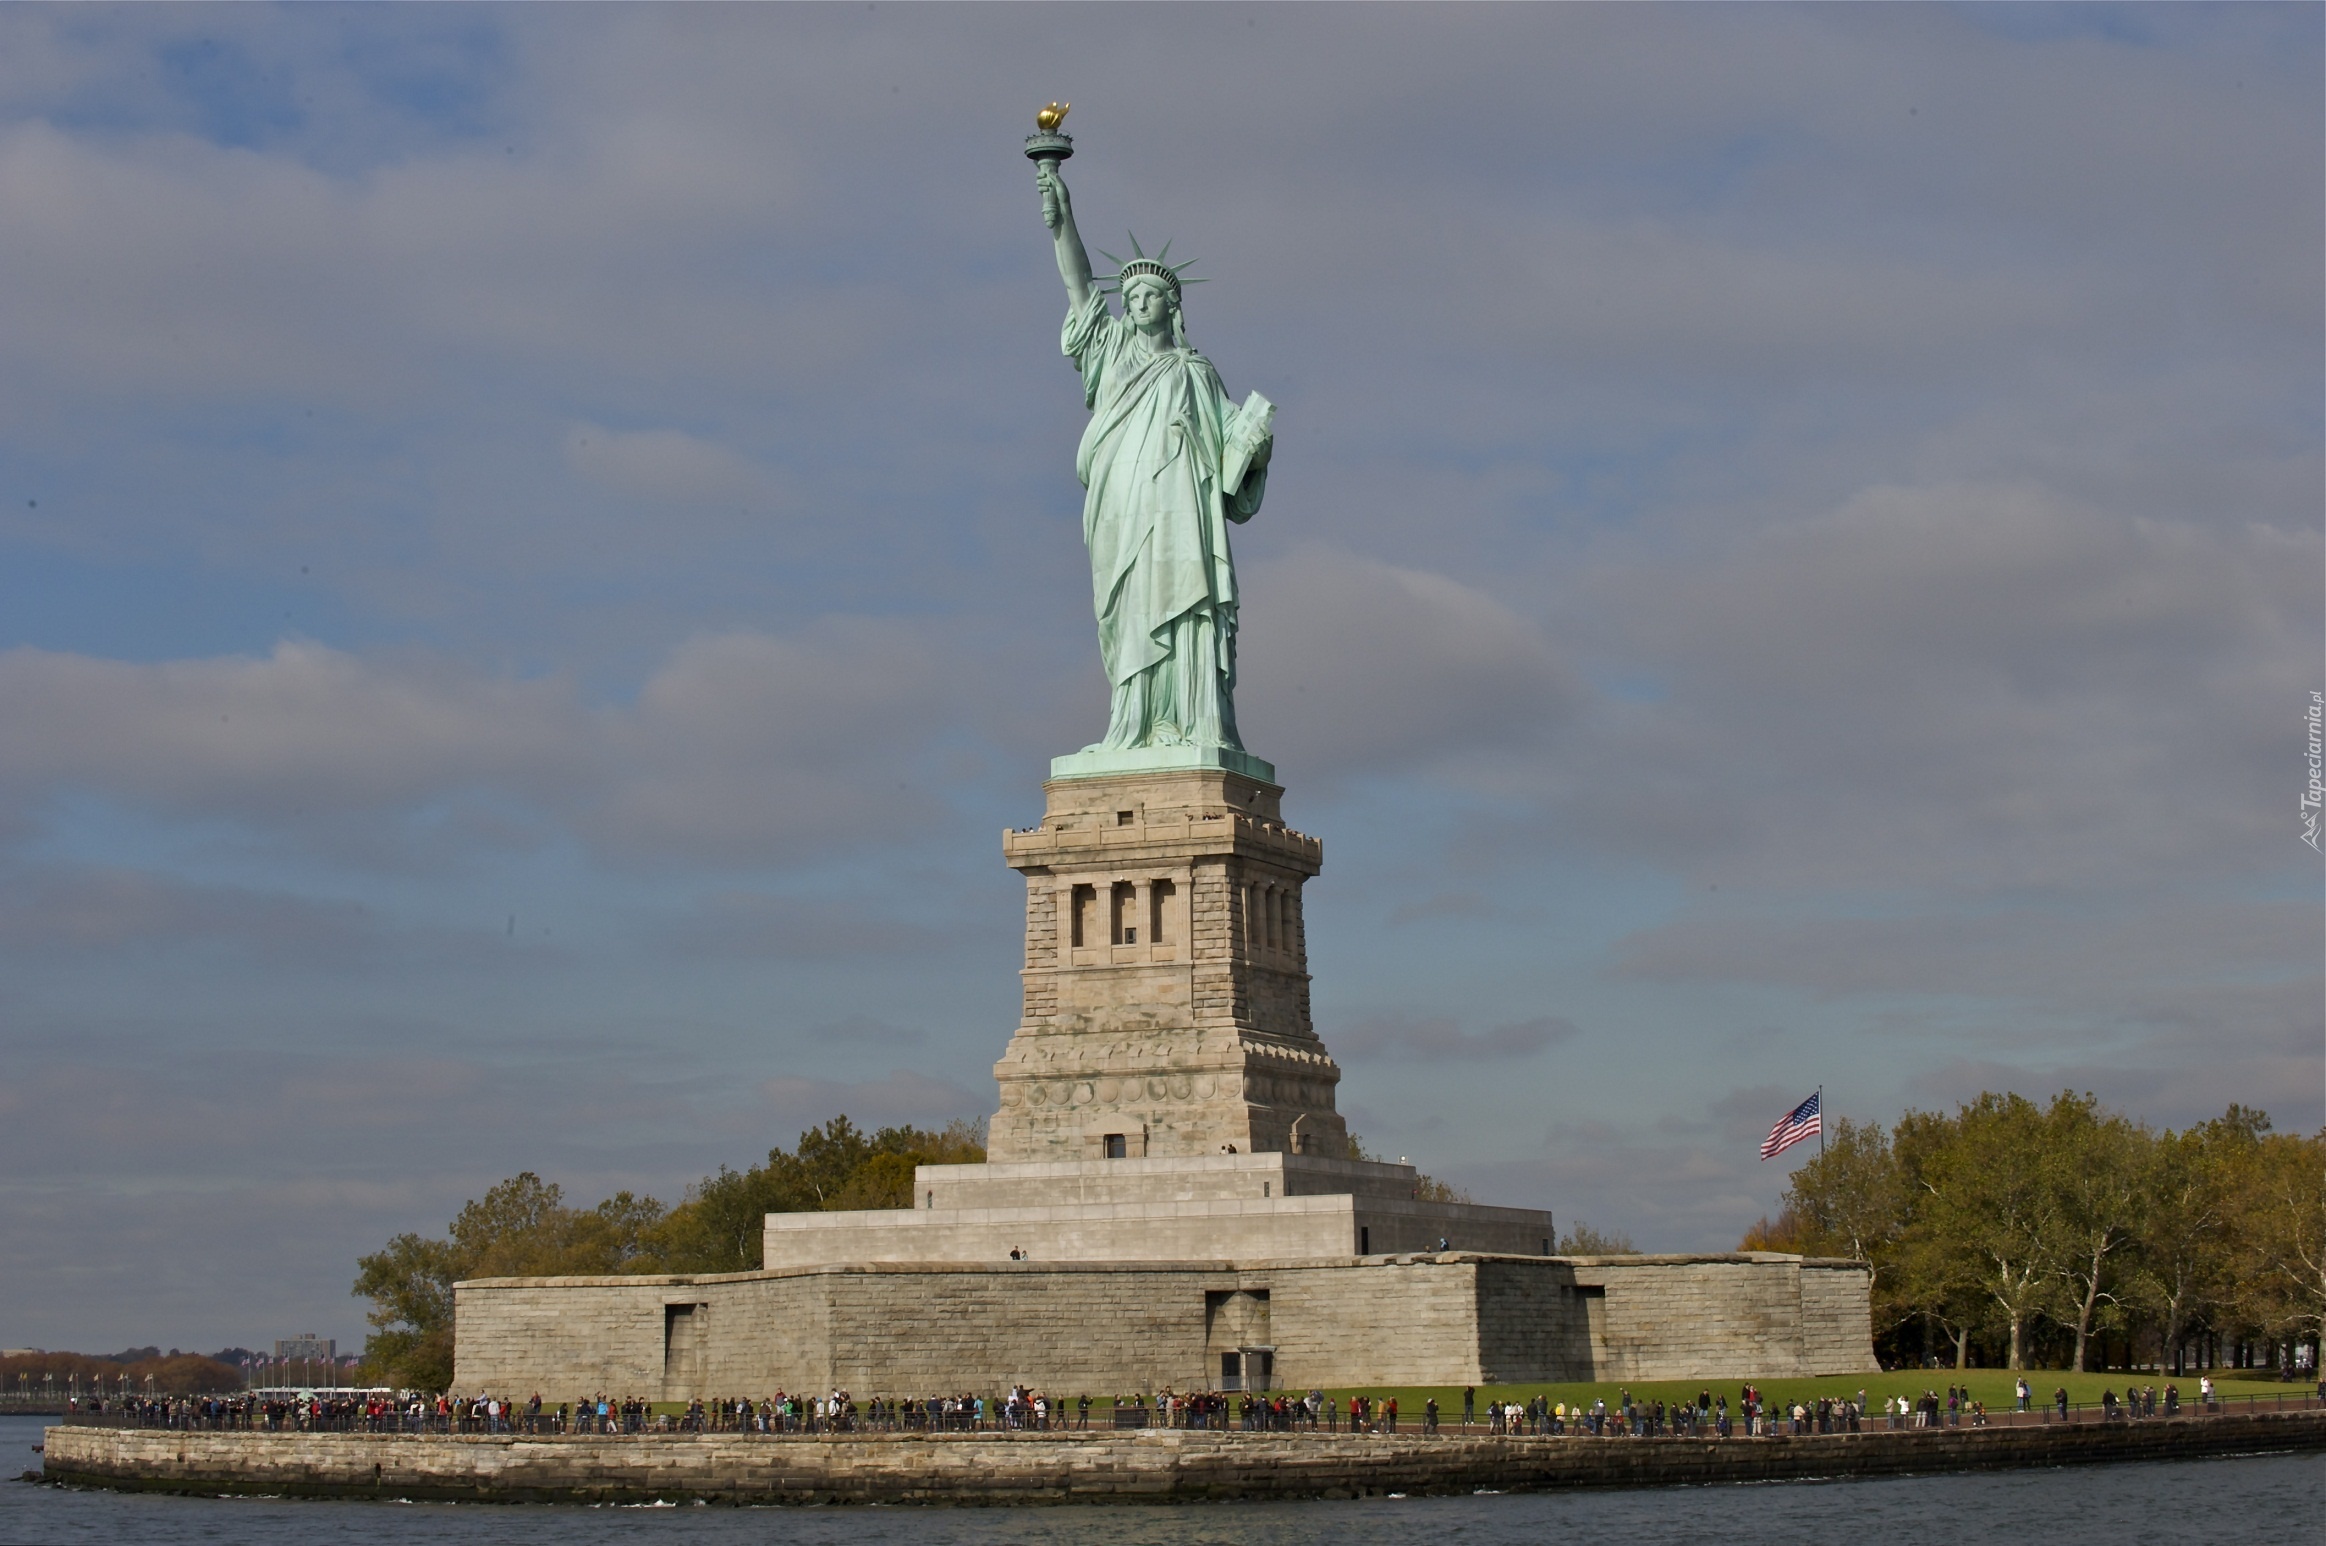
5,1416 -> 2314,1545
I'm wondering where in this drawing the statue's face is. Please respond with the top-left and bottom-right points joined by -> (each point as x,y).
1123,279 -> 1174,332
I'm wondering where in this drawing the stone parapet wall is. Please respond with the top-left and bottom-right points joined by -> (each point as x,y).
765,1156 -> 1555,1268
761,1196 -> 1361,1271
1267,1258 -> 1488,1386
456,1253 -> 1871,1399
1351,1199 -> 1555,1259
919,1153 -> 1427,1209
1571,1255 -> 1811,1381
46,1412 -> 2326,1505
1798,1259 -> 1879,1376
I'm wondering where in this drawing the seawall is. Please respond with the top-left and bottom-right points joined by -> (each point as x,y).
40,1412 -> 2326,1504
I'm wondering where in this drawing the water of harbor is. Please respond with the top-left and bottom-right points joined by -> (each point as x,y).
4,1416 -> 2314,1544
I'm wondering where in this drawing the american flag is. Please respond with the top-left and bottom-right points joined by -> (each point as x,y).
1760,1090 -> 1822,1160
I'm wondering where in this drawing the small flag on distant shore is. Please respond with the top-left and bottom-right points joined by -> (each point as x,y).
1760,1089 -> 1822,1160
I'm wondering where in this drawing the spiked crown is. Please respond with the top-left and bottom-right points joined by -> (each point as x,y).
1096,233 -> 1205,300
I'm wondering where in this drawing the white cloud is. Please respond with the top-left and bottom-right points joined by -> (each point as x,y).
1237,545 -> 1582,781
0,641 -> 577,822
0,624 -> 966,868
588,625 -> 957,864
1555,486 -> 2319,891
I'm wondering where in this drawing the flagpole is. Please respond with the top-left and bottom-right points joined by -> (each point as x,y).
1818,1086 -> 1824,1156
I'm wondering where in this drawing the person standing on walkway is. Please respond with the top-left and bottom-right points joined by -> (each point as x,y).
2016,1377 -> 2030,1412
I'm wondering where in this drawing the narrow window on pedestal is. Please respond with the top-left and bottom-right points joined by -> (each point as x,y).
1111,881 -> 1137,944
1070,884 -> 1097,948
1149,878 -> 1175,945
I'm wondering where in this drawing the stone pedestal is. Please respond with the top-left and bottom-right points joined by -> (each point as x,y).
761,1151 -> 1555,1268
451,757 -> 1883,1398
989,766 -> 1349,1163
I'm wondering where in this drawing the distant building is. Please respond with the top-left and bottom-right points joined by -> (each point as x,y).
274,1335 -> 334,1365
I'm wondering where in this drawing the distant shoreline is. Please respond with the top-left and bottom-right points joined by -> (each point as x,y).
38,1410 -> 2326,1505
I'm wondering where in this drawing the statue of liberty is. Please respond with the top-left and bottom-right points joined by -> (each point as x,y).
1035,148 -> 1274,766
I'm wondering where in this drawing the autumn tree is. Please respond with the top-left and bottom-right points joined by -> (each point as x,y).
1556,1221 -> 1637,1254
2126,1109 -> 2254,1375
1344,1133 -> 1473,1205
353,1173 -> 667,1391
0,1350 -> 244,1396
1762,1117 -> 1905,1267
354,1120 -> 991,1389
2045,1092 -> 2148,1372
1906,1093 -> 2060,1369
649,1117 -> 986,1272
2233,1125 -> 2326,1364
1737,1211 -> 1810,1252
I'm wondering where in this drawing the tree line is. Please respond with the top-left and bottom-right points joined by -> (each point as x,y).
1740,1091 -> 2323,1374
1,1349 -> 245,1397
354,1116 -> 984,1391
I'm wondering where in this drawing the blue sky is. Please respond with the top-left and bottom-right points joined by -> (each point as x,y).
0,4 -> 2317,1353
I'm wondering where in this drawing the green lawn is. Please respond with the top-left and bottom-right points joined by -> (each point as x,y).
1239,1370 -> 2310,1422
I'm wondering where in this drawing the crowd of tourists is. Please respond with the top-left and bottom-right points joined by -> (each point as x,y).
1439,1384 -> 1850,1438
61,1392 -> 424,1432
62,1377 -> 2296,1438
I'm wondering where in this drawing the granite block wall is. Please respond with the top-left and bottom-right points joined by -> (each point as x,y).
1798,1259 -> 1878,1375
49,1414 -> 2326,1506
1573,1256 -> 1809,1381
454,1253 -> 1877,1399
762,1197 -> 1359,1269
1267,1260 -> 1489,1387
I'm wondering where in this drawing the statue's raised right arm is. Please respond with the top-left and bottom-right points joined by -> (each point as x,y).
1038,164 -> 1094,315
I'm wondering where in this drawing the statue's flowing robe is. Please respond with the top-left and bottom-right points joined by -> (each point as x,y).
1064,291 -> 1267,751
